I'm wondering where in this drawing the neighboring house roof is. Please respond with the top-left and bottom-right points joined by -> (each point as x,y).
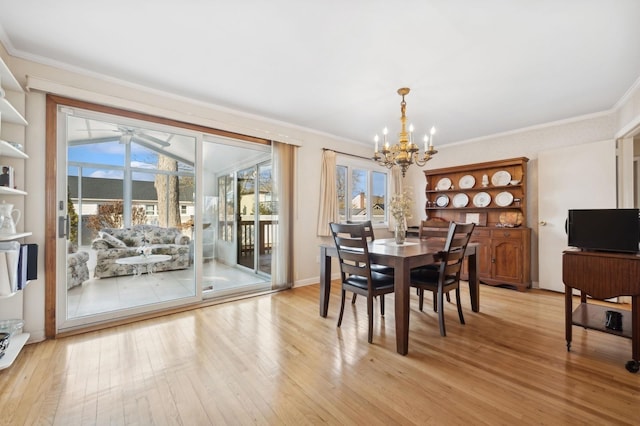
67,176 -> 194,202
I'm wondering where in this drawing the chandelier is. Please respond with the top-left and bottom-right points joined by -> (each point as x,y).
372,87 -> 437,177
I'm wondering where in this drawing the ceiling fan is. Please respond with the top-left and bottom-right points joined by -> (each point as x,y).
73,121 -> 172,148
117,127 -> 171,147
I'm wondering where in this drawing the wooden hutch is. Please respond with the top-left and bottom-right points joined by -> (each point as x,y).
424,157 -> 531,291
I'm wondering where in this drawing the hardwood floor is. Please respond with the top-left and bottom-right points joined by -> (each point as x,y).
1,283 -> 638,425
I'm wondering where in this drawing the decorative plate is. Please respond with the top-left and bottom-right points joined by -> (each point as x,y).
491,170 -> 511,186
435,194 -> 450,207
436,177 -> 452,191
495,191 -> 514,207
473,192 -> 491,208
452,193 -> 469,208
458,175 -> 476,189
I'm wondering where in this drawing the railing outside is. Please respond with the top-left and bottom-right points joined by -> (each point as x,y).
239,220 -> 277,258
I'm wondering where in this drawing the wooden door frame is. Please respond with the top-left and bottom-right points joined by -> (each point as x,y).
44,94 -> 270,338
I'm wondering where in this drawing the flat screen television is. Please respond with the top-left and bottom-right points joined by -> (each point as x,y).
567,209 -> 640,253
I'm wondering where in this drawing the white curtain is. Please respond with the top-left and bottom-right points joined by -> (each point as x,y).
271,141 -> 296,290
388,166 -> 403,230
316,150 -> 338,236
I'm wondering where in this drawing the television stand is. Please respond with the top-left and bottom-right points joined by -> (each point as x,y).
562,249 -> 640,373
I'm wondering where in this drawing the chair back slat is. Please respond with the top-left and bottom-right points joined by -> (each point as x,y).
347,220 -> 376,241
419,219 -> 451,242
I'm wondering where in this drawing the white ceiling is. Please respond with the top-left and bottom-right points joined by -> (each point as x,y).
1,1 -> 640,147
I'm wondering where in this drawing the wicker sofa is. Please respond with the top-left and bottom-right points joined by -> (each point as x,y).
91,225 -> 190,278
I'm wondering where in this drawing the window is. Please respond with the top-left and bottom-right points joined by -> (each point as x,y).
336,158 -> 388,224
218,175 -> 234,241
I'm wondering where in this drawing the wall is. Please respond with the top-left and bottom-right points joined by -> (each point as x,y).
402,111 -> 618,286
3,44 -> 640,340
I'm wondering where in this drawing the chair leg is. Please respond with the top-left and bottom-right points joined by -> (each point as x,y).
338,289 -> 346,327
437,286 -> 446,336
367,296 -> 374,343
352,294 -> 357,304
455,287 -> 465,325
418,288 -> 424,311
433,292 -> 450,310
380,295 -> 385,316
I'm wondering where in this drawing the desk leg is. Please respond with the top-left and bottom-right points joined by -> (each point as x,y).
565,287 -> 573,352
468,251 -> 480,313
624,295 -> 640,373
319,246 -> 331,318
394,260 -> 410,355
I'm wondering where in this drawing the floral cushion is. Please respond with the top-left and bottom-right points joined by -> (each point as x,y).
98,231 -> 127,248
67,250 -> 89,289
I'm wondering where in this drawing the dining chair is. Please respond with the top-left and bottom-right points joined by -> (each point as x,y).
414,219 -> 453,307
347,220 -> 394,304
410,222 -> 475,336
330,222 -> 395,343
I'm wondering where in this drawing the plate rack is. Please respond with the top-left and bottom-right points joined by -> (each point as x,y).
424,157 -> 528,227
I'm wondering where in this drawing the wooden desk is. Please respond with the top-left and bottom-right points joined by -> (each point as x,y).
319,238 -> 479,355
562,249 -> 640,373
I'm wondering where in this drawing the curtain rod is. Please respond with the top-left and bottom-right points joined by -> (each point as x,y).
322,148 -> 371,161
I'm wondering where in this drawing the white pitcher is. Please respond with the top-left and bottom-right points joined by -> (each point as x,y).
0,201 -> 20,234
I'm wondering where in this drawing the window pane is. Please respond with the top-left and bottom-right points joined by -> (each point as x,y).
372,171 -> 387,224
178,175 -> 195,239
225,175 -> 234,242
217,175 -> 234,242
337,166 -> 347,222
350,169 -> 368,222
218,176 -> 226,240
130,143 -> 160,172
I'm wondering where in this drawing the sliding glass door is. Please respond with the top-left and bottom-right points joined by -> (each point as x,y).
52,99 -> 282,334
59,107 -> 198,330
202,138 -> 272,297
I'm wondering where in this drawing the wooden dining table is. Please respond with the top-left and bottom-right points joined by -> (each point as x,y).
319,238 -> 479,355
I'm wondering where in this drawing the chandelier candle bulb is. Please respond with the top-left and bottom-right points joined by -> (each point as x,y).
409,123 -> 414,142
430,126 -> 436,147
374,134 -> 379,153
423,135 -> 429,152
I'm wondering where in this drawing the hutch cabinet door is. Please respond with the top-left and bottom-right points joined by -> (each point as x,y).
491,238 -> 524,283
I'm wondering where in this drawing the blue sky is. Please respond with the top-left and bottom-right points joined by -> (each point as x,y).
351,169 -> 386,199
68,141 -> 162,181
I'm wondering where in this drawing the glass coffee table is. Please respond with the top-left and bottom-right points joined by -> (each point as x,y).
115,254 -> 172,277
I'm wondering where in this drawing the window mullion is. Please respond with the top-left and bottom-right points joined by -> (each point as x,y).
346,166 -> 351,221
